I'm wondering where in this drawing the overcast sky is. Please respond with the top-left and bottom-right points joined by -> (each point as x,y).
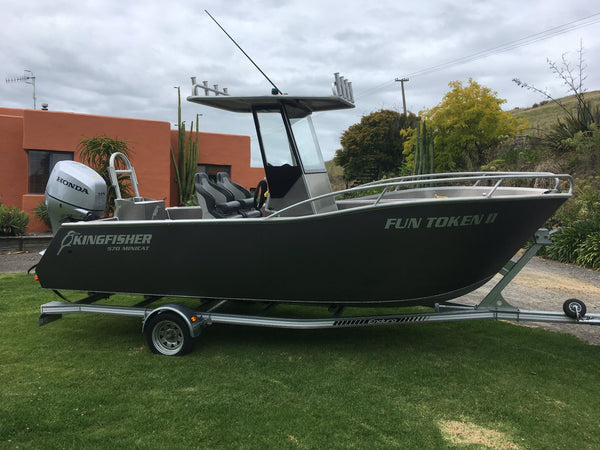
2,0 -> 600,164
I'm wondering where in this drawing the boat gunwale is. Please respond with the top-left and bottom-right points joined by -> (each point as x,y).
59,190 -> 571,229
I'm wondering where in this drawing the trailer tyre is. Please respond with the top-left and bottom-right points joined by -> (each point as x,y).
146,312 -> 194,356
563,298 -> 586,319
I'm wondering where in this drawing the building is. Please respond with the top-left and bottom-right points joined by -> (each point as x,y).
0,107 -> 264,233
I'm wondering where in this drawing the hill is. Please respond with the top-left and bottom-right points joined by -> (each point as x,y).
509,90 -> 600,136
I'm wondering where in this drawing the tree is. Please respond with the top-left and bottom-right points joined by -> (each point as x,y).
423,79 -> 523,171
78,135 -> 132,215
334,110 -> 418,184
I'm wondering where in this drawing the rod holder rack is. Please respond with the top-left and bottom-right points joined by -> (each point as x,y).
191,77 -> 229,96
332,72 -> 354,103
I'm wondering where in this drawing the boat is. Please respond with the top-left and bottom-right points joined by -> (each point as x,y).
36,74 -> 573,308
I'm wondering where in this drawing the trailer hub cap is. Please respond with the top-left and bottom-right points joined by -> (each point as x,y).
152,320 -> 184,354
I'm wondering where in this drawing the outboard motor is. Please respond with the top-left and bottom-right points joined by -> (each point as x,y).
45,161 -> 107,235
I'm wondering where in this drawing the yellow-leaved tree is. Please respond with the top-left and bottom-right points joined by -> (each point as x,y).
423,79 -> 527,171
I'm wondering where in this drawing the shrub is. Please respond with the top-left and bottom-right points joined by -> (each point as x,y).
546,220 -> 600,264
549,178 -> 600,228
0,202 -> 30,236
576,232 -> 600,269
33,201 -> 52,229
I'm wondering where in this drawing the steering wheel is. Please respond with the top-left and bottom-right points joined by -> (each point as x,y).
253,179 -> 268,210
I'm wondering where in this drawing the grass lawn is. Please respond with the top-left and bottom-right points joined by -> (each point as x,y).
2,273 -> 600,448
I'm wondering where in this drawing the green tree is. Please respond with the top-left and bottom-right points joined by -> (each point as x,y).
334,110 -> 418,184
78,135 -> 132,215
423,79 -> 523,171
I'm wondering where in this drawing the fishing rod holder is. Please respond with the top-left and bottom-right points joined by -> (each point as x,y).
332,73 -> 354,103
191,77 -> 229,96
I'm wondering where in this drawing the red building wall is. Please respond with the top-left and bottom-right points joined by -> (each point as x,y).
0,107 -> 264,233
0,113 -> 27,207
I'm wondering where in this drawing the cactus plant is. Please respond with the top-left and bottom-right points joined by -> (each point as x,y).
171,87 -> 200,205
413,120 -> 434,175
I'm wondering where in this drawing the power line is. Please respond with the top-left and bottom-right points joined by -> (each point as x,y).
403,12 -> 600,79
355,12 -> 600,99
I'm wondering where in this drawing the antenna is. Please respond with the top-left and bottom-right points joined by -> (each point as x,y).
205,10 -> 283,95
6,69 -> 36,109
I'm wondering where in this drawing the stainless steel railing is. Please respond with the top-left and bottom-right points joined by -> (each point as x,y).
265,172 -> 573,219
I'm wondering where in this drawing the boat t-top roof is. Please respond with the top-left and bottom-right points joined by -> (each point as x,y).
187,95 -> 355,116
187,73 -> 355,118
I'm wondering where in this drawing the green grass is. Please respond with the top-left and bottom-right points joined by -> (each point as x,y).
510,90 -> 600,136
2,273 -> 600,448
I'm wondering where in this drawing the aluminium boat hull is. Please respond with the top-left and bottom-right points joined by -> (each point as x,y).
36,194 -> 567,306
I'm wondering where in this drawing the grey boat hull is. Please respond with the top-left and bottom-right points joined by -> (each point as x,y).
36,194 -> 567,306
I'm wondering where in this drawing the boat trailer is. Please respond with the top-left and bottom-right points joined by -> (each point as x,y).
39,229 -> 600,356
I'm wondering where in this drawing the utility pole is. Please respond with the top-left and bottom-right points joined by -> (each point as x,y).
6,70 -> 36,109
395,77 -> 409,115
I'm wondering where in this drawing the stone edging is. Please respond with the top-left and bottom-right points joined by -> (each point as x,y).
0,235 -> 53,253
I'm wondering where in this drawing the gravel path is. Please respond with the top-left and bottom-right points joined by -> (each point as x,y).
2,250 -> 599,345
458,254 -> 600,345
0,251 -> 42,274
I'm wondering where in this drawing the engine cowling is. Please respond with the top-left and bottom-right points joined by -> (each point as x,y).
45,161 -> 107,234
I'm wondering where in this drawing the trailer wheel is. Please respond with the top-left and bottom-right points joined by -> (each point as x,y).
145,313 -> 194,356
563,298 -> 587,319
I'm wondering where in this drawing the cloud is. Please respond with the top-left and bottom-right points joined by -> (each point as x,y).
2,0 -> 600,161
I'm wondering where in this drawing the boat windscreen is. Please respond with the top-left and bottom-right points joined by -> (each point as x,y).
255,110 -> 298,167
290,116 -> 326,173
254,108 -> 302,198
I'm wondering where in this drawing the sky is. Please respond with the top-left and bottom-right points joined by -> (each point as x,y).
2,0 -> 600,165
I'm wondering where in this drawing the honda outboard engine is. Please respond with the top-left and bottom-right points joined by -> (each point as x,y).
45,161 -> 107,235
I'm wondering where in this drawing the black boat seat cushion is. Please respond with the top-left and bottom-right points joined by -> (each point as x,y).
195,172 -> 241,219
194,172 -> 260,219
216,172 -> 255,209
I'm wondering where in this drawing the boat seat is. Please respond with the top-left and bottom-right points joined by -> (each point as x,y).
194,172 -> 242,219
216,172 -> 255,209
194,173 -> 261,219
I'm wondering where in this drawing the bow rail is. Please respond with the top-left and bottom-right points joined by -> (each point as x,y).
265,172 -> 573,219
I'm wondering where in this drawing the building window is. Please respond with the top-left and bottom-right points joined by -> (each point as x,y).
28,150 -> 74,194
197,164 -> 231,182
